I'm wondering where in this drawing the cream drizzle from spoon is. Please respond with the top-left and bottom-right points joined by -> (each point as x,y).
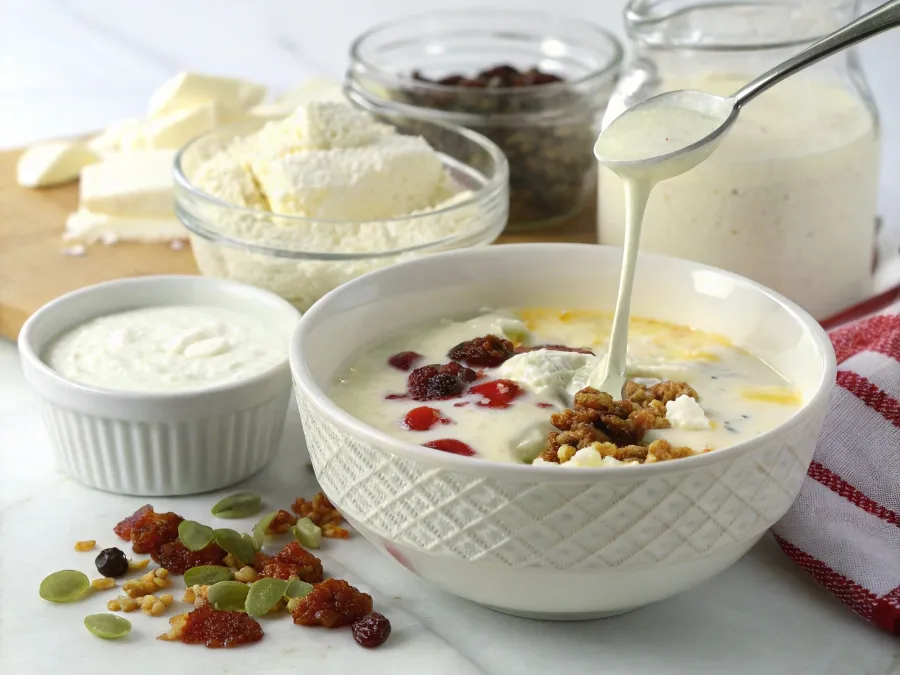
590,0 -> 900,397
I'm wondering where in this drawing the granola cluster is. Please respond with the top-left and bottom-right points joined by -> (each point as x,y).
540,381 -> 699,465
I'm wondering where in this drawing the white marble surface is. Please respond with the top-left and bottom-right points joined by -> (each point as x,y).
2,1 -> 900,672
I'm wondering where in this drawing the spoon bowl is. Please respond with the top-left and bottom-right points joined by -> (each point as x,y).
593,89 -> 738,179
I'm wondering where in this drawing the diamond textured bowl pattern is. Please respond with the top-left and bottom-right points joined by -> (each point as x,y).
298,390 -> 827,571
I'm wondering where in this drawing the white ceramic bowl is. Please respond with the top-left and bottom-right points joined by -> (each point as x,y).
290,243 -> 836,620
19,275 -> 301,497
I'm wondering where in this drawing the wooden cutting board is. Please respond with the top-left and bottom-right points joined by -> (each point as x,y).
0,145 -> 596,340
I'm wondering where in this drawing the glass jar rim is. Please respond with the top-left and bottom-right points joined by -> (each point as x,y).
348,8 -> 623,94
624,0 -> 857,51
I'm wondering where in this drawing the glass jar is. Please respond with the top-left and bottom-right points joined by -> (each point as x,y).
346,10 -> 622,230
598,0 -> 881,319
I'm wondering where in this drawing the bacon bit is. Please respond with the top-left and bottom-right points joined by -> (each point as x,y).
422,439 -> 476,456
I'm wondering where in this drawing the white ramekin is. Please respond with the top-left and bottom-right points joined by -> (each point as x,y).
290,243 -> 837,620
19,275 -> 301,496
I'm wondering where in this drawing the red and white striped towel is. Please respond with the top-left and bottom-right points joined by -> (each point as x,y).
772,298 -> 900,635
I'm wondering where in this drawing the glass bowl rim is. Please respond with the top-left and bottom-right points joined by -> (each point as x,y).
624,0 -> 856,51
348,8 -> 624,95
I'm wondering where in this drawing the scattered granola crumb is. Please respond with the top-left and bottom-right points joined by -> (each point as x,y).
74,539 -> 96,552
91,577 -> 116,591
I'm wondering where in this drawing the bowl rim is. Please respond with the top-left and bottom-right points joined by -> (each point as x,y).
172,114 -> 510,260
19,274 -> 301,402
347,8 -> 624,95
290,242 -> 837,482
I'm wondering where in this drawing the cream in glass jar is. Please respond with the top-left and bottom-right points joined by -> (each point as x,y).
598,1 -> 881,319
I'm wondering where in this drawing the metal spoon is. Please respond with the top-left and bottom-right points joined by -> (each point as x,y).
591,0 -> 900,397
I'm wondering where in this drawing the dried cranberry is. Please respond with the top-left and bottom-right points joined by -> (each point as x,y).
388,351 -> 423,371
180,604 -> 263,648
407,362 -> 476,401
352,612 -> 392,648
422,439 -> 476,456
291,578 -> 373,628
401,406 -> 451,431
95,547 -> 129,578
469,379 -> 523,409
447,334 -> 515,368
515,344 -> 594,355
113,504 -> 153,541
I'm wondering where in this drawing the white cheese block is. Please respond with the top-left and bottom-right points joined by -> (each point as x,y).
87,118 -> 144,156
16,141 -> 99,188
65,209 -> 186,243
79,150 -> 176,217
139,101 -> 223,149
268,101 -> 392,152
148,72 -> 267,118
250,133 -> 444,219
191,151 -> 270,210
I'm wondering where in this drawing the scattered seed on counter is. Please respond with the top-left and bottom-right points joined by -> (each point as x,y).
74,540 -> 96,552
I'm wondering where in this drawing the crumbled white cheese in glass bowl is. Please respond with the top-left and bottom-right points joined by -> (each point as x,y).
174,104 -> 509,311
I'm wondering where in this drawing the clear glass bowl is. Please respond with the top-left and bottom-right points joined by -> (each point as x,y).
345,10 -> 622,230
173,113 -> 509,311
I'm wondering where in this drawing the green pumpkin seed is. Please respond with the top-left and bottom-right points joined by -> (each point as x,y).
40,570 -> 90,602
183,565 -> 233,587
245,578 -> 288,617
292,517 -> 322,549
84,613 -> 131,639
178,520 -> 215,551
284,579 -> 314,600
251,511 -> 278,550
207,581 -> 250,611
211,492 -> 263,519
214,528 -> 255,566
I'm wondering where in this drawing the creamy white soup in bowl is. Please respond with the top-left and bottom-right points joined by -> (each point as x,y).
289,243 -> 836,619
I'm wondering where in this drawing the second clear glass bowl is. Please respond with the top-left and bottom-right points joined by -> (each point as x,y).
174,113 -> 509,311
345,10 -> 622,230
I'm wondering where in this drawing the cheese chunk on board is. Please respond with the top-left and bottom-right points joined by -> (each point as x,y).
148,72 -> 267,118
250,133 -> 445,220
65,209 -> 186,243
79,150 -> 176,217
17,141 -> 99,188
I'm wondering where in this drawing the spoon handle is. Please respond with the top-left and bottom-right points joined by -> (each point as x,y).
733,0 -> 900,109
